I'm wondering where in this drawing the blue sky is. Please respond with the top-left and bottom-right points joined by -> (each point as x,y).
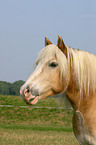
0,0 -> 96,82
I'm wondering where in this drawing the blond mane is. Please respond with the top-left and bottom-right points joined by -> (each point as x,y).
36,44 -> 96,97
69,48 -> 96,96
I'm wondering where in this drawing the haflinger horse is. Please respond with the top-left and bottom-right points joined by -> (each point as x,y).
20,35 -> 96,145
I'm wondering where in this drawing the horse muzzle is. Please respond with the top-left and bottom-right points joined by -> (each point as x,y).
20,85 -> 39,105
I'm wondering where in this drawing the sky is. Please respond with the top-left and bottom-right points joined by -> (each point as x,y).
0,0 -> 96,82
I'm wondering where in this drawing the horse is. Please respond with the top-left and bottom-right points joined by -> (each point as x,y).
20,35 -> 96,145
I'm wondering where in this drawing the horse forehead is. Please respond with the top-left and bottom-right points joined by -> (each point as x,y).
36,45 -> 60,63
44,44 -> 58,49
39,45 -> 59,57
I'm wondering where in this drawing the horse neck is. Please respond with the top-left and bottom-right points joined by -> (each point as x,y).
65,74 -> 80,110
66,66 -> 96,113
65,56 -> 82,110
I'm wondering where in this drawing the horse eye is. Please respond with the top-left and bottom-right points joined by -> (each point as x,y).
49,62 -> 58,68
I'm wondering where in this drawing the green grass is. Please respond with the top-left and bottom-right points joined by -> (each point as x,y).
0,95 -> 78,144
0,94 -> 60,107
0,124 -> 72,132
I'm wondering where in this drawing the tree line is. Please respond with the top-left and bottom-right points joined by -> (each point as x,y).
0,80 -> 25,96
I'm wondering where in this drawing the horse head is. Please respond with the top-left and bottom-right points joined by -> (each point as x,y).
20,36 -> 69,105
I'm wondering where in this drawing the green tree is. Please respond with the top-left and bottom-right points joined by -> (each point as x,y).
0,81 -> 11,95
12,80 -> 24,96
0,80 -> 25,96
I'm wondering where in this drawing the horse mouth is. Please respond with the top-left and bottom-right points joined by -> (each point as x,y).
20,88 -> 39,105
28,95 -> 39,105
24,95 -> 39,105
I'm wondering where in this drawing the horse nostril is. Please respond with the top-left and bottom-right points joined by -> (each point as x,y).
23,88 -> 31,96
26,89 -> 30,93
25,88 -> 30,94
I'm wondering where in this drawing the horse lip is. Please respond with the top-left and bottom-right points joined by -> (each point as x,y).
27,95 -> 39,105
29,97 -> 35,102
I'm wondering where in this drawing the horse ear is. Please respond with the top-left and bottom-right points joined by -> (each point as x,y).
57,35 -> 67,57
45,36 -> 52,46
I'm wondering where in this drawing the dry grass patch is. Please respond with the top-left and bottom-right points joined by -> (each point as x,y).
0,128 -> 78,145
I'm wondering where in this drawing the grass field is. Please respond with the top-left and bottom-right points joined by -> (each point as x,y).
0,95 -> 78,145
